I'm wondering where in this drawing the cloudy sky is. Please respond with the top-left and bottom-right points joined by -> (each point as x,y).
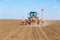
0,0 -> 60,20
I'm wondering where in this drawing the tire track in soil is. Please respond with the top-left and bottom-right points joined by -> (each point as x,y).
3,25 -> 25,40
45,25 -> 60,40
36,27 -> 47,40
8,26 -> 30,40
8,26 -> 26,40
26,27 -> 33,40
19,26 -> 30,40
8,25 -> 26,40
16,26 -> 28,40
48,25 -> 60,35
1,25 -> 60,40
25,26 -> 35,40
33,27 -> 39,40
31,27 -> 38,40
0,25 -> 21,40
42,26 -> 60,40
38,27 -> 50,40
22,26 -> 32,40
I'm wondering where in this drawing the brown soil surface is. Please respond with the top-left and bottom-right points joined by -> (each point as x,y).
0,20 -> 60,40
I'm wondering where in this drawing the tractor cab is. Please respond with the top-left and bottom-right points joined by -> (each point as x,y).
28,12 -> 38,19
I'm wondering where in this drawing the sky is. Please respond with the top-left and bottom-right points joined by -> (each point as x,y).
0,0 -> 60,20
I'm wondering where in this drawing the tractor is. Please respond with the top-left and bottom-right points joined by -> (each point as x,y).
22,11 -> 40,25
21,9 -> 45,26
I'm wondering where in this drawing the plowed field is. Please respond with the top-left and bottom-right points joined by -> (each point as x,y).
0,20 -> 60,40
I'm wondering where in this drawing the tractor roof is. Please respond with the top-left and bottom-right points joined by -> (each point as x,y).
30,12 -> 37,13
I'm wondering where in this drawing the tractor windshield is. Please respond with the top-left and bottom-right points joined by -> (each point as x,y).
30,12 -> 37,18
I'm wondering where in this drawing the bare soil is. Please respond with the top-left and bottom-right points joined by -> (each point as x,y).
0,20 -> 60,40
